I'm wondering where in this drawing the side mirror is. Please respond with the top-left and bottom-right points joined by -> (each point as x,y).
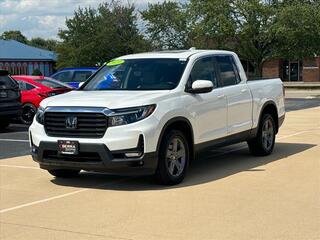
78,82 -> 84,88
187,80 -> 214,94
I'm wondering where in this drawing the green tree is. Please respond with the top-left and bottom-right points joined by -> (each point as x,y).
29,37 -> 58,51
57,1 -> 149,68
233,0 -> 278,76
141,1 -> 189,49
187,0 -> 236,49
0,30 -> 28,44
142,0 -> 320,77
271,0 -> 320,60
32,69 -> 43,76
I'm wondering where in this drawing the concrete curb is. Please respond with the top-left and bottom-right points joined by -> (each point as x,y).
284,82 -> 320,90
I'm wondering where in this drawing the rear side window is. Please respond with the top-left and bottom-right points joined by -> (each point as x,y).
26,83 -> 35,90
17,81 -> 35,91
52,71 -> 73,83
216,56 -> 239,87
17,81 -> 27,90
189,57 -> 218,87
0,75 -> 17,88
73,71 -> 92,82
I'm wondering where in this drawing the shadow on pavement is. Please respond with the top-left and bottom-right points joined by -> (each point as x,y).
0,124 -> 29,133
51,142 -> 316,191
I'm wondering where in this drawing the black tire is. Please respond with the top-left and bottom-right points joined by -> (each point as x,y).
20,103 -> 37,125
247,114 -> 276,156
155,129 -> 190,185
0,120 -> 10,129
48,169 -> 80,178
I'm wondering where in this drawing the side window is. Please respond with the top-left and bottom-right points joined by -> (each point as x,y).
216,55 -> 239,87
53,71 -> 73,82
0,75 -> 17,88
18,81 -> 27,90
189,57 -> 217,87
26,83 -> 35,90
73,71 -> 92,82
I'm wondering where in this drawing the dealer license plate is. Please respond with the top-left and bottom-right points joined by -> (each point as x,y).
58,140 -> 79,155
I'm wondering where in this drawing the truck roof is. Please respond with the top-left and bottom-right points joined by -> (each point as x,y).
120,49 -> 235,60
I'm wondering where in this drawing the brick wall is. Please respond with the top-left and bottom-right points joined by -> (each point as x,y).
303,57 -> 320,82
262,59 -> 281,78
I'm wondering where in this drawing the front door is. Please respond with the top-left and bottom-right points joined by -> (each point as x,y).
283,61 -> 301,81
290,62 -> 299,81
185,56 -> 228,144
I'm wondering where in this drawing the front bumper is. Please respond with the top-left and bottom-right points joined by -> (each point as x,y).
31,141 -> 158,175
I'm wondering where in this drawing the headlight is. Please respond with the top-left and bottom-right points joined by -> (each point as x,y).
108,105 -> 156,127
36,107 -> 45,125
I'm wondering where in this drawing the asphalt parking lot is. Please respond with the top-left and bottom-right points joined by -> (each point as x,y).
0,92 -> 319,240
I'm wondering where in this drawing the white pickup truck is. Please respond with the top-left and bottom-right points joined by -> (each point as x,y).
29,50 -> 285,185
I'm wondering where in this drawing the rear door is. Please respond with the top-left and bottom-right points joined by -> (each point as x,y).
17,81 -> 38,105
0,74 -> 20,109
72,71 -> 93,88
52,71 -> 74,85
215,55 -> 252,135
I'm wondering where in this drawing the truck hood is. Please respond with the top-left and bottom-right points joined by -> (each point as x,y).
40,90 -> 172,109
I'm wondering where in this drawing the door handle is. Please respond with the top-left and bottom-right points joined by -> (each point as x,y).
217,94 -> 225,99
241,89 -> 247,93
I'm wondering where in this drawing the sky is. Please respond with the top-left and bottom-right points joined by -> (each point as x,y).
0,0 -> 171,40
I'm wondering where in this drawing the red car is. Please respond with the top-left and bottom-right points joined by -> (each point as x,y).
12,75 -> 73,124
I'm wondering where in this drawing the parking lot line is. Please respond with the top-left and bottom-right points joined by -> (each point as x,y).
0,165 -> 39,170
0,139 -> 29,142
0,127 -> 318,215
0,189 -> 88,214
0,177 -> 131,214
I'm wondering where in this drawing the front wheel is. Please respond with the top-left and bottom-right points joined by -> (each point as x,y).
20,103 -> 36,125
155,129 -> 189,185
247,114 -> 276,156
48,169 -> 80,178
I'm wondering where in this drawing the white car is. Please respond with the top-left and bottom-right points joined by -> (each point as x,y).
29,50 -> 285,185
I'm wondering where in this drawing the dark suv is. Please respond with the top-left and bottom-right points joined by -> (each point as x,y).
0,70 -> 22,129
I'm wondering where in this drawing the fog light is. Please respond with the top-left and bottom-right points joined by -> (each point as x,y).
31,145 -> 38,154
125,152 -> 142,158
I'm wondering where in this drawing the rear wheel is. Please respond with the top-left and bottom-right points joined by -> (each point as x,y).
247,114 -> 276,156
155,129 -> 189,185
20,103 -> 36,125
48,169 -> 80,178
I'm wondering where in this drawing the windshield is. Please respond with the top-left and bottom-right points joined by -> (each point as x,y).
82,58 -> 187,91
35,78 -> 71,89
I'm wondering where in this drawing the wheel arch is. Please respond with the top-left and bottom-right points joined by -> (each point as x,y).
156,117 -> 195,161
258,101 -> 279,133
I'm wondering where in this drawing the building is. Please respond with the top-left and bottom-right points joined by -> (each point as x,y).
262,57 -> 320,82
0,40 -> 57,76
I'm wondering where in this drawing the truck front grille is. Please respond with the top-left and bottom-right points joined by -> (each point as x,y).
44,112 -> 107,138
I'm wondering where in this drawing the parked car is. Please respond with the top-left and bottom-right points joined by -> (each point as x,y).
29,50 -> 285,185
12,75 -> 73,124
0,70 -> 22,129
50,67 -> 98,88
